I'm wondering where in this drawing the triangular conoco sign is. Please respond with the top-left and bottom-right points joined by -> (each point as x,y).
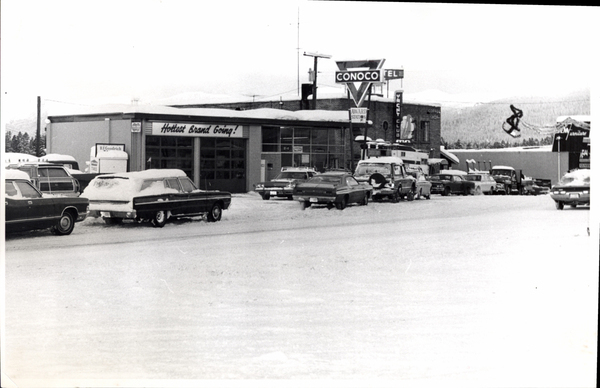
335,59 -> 385,107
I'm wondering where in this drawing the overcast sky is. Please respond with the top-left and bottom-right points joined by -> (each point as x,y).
1,1 -> 598,129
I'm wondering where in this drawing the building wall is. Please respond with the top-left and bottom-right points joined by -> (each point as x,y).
48,119 -> 133,171
246,125 -> 263,191
175,97 -> 442,159
450,148 -> 569,186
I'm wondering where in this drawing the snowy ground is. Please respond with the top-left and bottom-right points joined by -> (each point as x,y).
2,192 -> 598,388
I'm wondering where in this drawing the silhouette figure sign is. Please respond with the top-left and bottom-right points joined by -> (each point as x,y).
502,105 -> 523,138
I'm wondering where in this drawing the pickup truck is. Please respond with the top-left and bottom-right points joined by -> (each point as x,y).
353,156 -> 417,202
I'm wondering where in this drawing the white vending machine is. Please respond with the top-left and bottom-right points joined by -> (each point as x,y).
88,143 -> 128,173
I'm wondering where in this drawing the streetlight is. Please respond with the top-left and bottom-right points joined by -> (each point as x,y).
303,52 -> 332,110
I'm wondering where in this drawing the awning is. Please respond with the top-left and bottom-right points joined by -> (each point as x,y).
440,148 -> 460,165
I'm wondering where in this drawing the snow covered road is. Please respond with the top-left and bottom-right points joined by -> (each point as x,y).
3,193 -> 597,387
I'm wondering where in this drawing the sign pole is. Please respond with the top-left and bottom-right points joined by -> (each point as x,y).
348,88 -> 354,172
362,85 -> 373,160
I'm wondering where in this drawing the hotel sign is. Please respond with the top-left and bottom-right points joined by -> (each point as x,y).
152,122 -> 242,138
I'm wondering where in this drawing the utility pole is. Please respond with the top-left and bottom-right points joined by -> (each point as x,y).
303,52 -> 331,110
36,96 -> 41,156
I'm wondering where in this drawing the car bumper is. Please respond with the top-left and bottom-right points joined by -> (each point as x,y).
76,210 -> 89,222
255,188 -> 294,197
550,192 -> 590,205
293,195 -> 336,204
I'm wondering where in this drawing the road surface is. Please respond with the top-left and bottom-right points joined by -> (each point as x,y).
3,193 -> 597,387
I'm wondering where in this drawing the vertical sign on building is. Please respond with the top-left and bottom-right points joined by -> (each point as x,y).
394,90 -> 403,141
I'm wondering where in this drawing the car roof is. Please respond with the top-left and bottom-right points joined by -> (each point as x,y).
563,169 -> 590,179
440,169 -> 467,175
3,169 -> 32,180
317,171 -> 350,177
357,156 -> 404,165
96,169 -> 187,180
8,162 -> 66,168
280,166 -> 317,172
492,165 -> 515,170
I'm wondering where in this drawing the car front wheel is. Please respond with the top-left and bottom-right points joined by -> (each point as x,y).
555,201 -> 564,210
360,193 -> 369,206
51,211 -> 75,235
207,203 -> 222,222
407,187 -> 415,201
151,210 -> 167,227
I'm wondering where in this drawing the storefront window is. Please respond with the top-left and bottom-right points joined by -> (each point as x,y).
421,121 -> 430,142
200,138 -> 245,191
260,126 -> 346,171
145,136 -> 193,178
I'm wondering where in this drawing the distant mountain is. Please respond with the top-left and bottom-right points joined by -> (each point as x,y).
438,88 -> 590,145
6,88 -> 590,147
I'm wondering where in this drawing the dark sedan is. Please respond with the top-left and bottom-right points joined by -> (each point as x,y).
292,171 -> 372,210
5,170 -> 89,235
82,169 -> 232,227
550,169 -> 590,210
429,172 -> 476,196
254,167 -> 318,200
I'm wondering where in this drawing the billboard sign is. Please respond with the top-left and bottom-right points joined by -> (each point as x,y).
335,59 -> 385,107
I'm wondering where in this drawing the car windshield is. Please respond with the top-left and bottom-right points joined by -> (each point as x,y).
430,175 -> 452,181
355,163 -> 391,176
275,172 -> 307,180
308,176 -> 342,184
492,169 -> 512,176
466,175 -> 481,181
5,180 -> 41,199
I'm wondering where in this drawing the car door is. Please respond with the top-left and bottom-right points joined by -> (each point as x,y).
5,180 -> 29,230
345,176 -> 362,203
164,178 -> 187,215
450,176 -> 464,193
176,177 -> 203,215
47,166 -> 78,194
6,180 -> 57,231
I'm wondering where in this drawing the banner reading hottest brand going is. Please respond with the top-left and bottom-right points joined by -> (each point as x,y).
151,122 -> 242,138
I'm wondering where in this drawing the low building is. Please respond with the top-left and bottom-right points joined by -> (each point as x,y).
46,94 -> 444,193
450,146 -> 569,186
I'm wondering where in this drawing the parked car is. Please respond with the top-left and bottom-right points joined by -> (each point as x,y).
465,172 -> 496,195
550,169 -> 590,210
293,171 -> 372,210
82,169 -> 232,227
254,167 -> 318,200
521,177 -> 551,196
407,169 -> 431,199
4,169 -> 89,235
429,171 -> 476,196
353,157 -> 416,202
5,162 -> 81,197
